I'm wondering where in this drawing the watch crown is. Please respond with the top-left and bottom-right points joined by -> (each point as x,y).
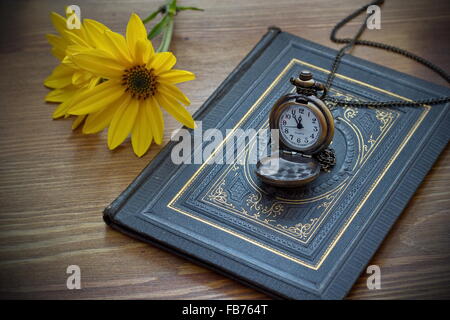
299,71 -> 313,81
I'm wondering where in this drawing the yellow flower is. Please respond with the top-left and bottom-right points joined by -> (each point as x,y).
44,12 -> 110,128
68,13 -> 195,157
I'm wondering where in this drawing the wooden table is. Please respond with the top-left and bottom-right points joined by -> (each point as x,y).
0,0 -> 449,299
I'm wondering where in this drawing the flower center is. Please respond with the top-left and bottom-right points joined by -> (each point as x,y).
122,65 -> 157,100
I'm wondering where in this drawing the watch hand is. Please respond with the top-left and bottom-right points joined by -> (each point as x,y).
292,114 -> 299,125
297,116 -> 304,129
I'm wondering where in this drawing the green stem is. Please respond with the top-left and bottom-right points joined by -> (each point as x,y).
176,6 -> 204,12
146,0 -> 203,52
156,16 -> 174,52
142,8 -> 163,24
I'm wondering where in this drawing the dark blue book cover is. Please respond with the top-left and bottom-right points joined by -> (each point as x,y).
104,28 -> 450,299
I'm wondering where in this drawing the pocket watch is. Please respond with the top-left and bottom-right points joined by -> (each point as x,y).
255,71 -> 336,188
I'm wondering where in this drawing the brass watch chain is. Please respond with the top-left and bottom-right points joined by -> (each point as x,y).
304,0 -> 449,172
323,0 -> 450,108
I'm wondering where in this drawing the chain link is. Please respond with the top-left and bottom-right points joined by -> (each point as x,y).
315,147 -> 336,172
323,0 -> 450,108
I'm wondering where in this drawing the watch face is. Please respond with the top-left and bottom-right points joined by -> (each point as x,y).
278,103 -> 322,151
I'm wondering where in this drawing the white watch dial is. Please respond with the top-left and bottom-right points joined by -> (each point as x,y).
278,103 -> 322,150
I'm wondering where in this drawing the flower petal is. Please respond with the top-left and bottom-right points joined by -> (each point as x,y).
149,52 -> 176,74
158,69 -> 195,84
45,86 -> 78,102
155,92 -> 194,129
72,70 -> 92,86
70,50 -> 125,79
83,19 -> 110,34
108,96 -> 138,150
83,19 -> 112,51
68,80 -> 123,115
158,82 -> 191,106
82,95 -> 124,134
44,64 -> 74,88
52,98 -> 73,118
87,76 -> 101,89
134,39 -> 152,65
147,97 -> 164,144
46,34 -> 68,60
104,30 -> 133,65
131,102 -> 154,157
64,43 -> 89,58
72,115 -> 86,130
50,12 -> 67,36
63,29 -> 90,48
126,13 -> 149,53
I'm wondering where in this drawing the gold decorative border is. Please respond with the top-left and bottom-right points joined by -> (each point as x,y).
225,106 -> 399,243
200,104 -> 396,243
166,58 -> 430,270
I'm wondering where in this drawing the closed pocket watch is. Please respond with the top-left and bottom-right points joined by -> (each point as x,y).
255,71 -> 336,188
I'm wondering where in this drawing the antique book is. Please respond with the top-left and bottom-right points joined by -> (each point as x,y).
104,27 -> 450,299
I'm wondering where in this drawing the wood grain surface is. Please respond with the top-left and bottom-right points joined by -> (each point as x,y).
0,0 -> 449,300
